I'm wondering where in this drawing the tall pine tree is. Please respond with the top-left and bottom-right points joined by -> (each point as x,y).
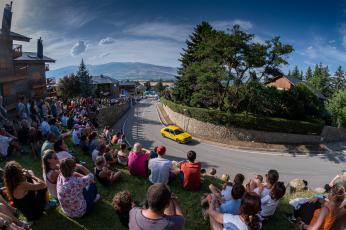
174,22 -> 214,104
77,59 -> 94,97
291,65 -> 301,79
305,66 -> 313,81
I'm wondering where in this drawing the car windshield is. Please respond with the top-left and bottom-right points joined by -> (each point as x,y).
174,129 -> 184,135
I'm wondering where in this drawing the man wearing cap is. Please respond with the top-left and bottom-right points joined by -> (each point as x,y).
148,146 -> 178,184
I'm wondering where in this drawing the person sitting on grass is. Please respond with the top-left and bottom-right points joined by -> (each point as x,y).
57,158 -> 101,218
3,161 -> 56,222
42,150 -> 60,199
40,132 -> 57,156
129,183 -> 185,230
178,150 -> 201,191
95,156 -> 121,186
112,190 -> 135,228
103,145 -> 117,166
259,181 -> 286,222
218,183 -> 246,215
209,173 -> 245,202
148,146 -> 179,184
208,192 -> 262,230
92,143 -> 106,163
54,139 -> 74,162
117,143 -> 129,166
252,169 -> 279,198
297,184 -> 345,230
128,143 -> 151,177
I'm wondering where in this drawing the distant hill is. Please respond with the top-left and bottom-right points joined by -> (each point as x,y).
47,62 -> 177,81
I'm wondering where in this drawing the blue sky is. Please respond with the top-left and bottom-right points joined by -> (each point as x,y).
3,0 -> 346,74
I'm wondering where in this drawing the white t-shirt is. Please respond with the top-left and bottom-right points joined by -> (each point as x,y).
72,129 -> 81,145
223,214 -> 247,230
92,149 -> 100,163
260,194 -> 279,217
56,151 -> 73,162
148,157 -> 172,184
221,185 -> 233,201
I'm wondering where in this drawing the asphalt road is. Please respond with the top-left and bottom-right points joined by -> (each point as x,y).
113,99 -> 346,188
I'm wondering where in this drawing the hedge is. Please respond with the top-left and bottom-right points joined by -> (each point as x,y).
161,97 -> 325,135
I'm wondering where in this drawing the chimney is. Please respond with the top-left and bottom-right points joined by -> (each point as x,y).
1,1 -> 13,35
37,37 -> 43,58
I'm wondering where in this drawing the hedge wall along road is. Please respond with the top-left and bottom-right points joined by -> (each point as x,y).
161,98 -> 324,135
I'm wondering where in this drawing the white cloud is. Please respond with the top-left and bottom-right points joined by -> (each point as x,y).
211,19 -> 253,31
99,37 -> 115,45
301,43 -> 346,64
71,41 -> 87,56
100,52 -> 111,57
124,22 -> 192,42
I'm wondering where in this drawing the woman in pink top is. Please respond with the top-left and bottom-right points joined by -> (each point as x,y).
128,143 -> 150,177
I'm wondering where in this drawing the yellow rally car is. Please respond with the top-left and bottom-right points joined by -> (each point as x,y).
160,125 -> 192,144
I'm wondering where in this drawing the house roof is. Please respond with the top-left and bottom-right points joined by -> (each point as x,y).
92,75 -> 118,84
266,75 -> 326,100
119,81 -> 137,86
0,30 -> 31,42
13,52 -> 55,63
266,75 -> 302,86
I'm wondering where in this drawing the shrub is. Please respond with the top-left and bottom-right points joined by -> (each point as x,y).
161,97 -> 324,135
326,90 -> 346,127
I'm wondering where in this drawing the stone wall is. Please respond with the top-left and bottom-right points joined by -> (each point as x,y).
162,104 -> 346,144
97,102 -> 129,127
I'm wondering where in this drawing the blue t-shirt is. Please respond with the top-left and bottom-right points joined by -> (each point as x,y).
219,199 -> 241,215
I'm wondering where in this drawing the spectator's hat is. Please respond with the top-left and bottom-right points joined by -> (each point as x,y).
157,145 -> 166,155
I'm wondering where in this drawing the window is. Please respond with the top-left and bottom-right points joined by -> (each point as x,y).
174,129 -> 184,135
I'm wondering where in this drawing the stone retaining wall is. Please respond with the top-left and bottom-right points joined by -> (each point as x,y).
162,104 -> 346,144
97,102 -> 129,127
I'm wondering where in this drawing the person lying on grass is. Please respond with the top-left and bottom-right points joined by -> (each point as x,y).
94,156 -> 121,186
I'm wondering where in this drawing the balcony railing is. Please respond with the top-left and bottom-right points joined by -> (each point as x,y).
12,44 -> 22,59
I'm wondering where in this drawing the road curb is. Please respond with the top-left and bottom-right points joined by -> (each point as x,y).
155,102 -> 345,156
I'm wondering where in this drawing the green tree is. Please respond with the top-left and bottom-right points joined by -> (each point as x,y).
308,63 -> 330,96
305,66 -> 313,81
58,74 -> 80,99
77,59 -> 94,97
144,81 -> 151,91
332,66 -> 346,91
290,65 -> 301,79
327,89 -> 346,127
154,79 -> 166,94
174,22 -> 214,104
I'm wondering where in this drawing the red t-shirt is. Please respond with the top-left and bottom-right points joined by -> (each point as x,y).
180,161 -> 201,191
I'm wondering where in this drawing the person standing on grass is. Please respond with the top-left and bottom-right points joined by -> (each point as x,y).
57,158 -> 101,218
178,150 -> 201,191
129,183 -> 185,230
148,146 -> 179,184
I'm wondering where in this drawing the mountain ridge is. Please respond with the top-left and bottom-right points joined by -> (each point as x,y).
47,62 -> 178,81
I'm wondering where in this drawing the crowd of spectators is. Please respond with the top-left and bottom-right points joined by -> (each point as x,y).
0,95 -> 345,230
